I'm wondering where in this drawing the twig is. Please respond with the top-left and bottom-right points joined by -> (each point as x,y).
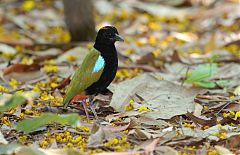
181,65 -> 190,86
216,97 -> 240,115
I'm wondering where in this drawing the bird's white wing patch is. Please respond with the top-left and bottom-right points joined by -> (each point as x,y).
92,55 -> 105,73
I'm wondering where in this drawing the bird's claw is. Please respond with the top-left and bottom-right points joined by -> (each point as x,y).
70,95 -> 98,121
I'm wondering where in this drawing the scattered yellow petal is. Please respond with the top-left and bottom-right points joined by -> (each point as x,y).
9,79 -> 18,89
125,99 -> 134,111
148,22 -> 161,30
0,85 -> 9,92
21,0 -> 35,12
235,111 -> 240,119
148,35 -> 157,46
1,116 -> 10,126
66,55 -> 77,61
138,106 -> 151,112
43,65 -> 58,73
50,82 -> 58,88
152,49 -> 161,57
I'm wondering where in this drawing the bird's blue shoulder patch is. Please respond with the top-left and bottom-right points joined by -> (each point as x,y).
92,55 -> 105,73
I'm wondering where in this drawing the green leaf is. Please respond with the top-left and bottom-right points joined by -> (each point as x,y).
15,113 -> 81,133
195,80 -> 216,88
186,63 -> 217,83
216,80 -> 229,87
0,94 -> 26,112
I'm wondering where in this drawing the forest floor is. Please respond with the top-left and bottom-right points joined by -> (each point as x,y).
0,0 -> 240,155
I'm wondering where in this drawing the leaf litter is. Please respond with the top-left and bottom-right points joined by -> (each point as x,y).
0,0 -> 240,155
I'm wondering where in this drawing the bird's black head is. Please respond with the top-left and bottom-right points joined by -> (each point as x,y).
95,26 -> 124,45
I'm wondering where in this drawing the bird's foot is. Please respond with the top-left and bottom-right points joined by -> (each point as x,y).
70,95 -> 98,121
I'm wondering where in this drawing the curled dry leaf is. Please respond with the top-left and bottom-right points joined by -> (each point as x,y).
3,64 -> 41,75
186,112 -> 216,127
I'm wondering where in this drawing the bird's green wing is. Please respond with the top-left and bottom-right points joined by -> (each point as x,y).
63,48 -> 104,108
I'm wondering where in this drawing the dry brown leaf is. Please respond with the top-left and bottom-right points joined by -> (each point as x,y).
186,112 -> 216,127
106,111 -> 141,122
3,64 -> 41,75
103,122 -> 131,132
0,63 -> 46,83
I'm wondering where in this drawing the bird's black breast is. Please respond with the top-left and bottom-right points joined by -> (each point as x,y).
85,44 -> 118,95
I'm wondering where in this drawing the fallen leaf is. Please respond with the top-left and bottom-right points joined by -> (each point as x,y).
155,146 -> 178,155
0,143 -> 22,155
233,85 -> 240,96
129,1 -> 194,17
142,138 -> 160,153
193,103 -> 203,117
15,113 -> 81,133
0,94 -> 26,112
41,148 -> 85,155
186,112 -> 216,127
56,46 -> 89,65
177,127 -> 209,138
136,116 -> 171,127
211,63 -> 240,79
1,64 -> 46,83
105,111 -> 141,122
204,125 -> 237,141
0,131 -> 7,144
215,145 -> 234,155
111,73 -> 202,119
3,64 -> 41,75
16,146 -> 45,155
88,125 -> 122,145
218,135 -> 240,148
0,43 -> 16,54
33,48 -> 62,57
95,152 -> 142,155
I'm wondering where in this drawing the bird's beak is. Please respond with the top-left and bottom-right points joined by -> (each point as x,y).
114,34 -> 124,42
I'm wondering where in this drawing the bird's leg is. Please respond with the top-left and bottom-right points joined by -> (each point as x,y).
70,95 -> 90,121
82,99 -> 90,121
89,96 -> 99,120
70,95 -> 99,120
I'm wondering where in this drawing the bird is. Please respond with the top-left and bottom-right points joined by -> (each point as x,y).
63,26 -> 123,118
